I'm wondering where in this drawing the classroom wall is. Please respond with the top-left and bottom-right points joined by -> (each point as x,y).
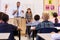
44,0 -> 58,17
0,0 -> 43,18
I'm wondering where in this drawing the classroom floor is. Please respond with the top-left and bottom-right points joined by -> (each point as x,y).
15,36 -> 36,40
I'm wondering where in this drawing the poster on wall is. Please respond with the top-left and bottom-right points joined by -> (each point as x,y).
45,5 -> 55,10
58,6 -> 60,16
50,5 -> 55,10
45,5 -> 49,10
49,0 -> 52,4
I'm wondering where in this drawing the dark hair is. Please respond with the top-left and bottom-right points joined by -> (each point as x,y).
26,8 -> 32,14
17,1 -> 20,3
52,12 -> 58,17
0,12 -> 9,23
34,15 -> 40,21
52,12 -> 58,23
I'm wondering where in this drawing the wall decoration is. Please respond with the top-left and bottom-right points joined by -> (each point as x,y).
50,5 -> 55,10
45,5 -> 54,10
49,0 -> 52,4
45,5 -> 49,10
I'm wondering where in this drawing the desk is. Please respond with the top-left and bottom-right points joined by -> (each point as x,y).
37,33 -> 51,40
55,27 -> 60,30
0,33 -> 10,40
37,33 -> 60,40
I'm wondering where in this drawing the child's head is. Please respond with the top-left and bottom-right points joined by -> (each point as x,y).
34,15 -> 40,21
52,12 -> 58,18
42,13 -> 49,21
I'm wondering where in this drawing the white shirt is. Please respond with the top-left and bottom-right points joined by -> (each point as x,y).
13,6 -> 23,17
31,21 -> 40,26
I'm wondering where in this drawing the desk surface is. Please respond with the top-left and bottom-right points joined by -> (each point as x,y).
37,33 -> 60,40
55,27 -> 60,30
37,33 -> 51,40
0,33 -> 10,39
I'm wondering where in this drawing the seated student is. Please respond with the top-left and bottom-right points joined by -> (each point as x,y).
36,13 -> 54,30
52,12 -> 58,24
0,12 -> 18,40
52,12 -> 60,27
31,14 -> 40,27
32,13 -> 54,31
30,15 -> 40,37
35,13 -> 54,40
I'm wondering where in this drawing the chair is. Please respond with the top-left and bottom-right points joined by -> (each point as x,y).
37,28 -> 58,33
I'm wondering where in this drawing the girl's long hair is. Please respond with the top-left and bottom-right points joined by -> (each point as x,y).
26,8 -> 32,14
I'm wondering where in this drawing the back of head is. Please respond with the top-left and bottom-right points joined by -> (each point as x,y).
52,12 -> 58,23
52,12 -> 58,18
42,12 -> 49,21
34,15 -> 40,21
0,12 -> 9,23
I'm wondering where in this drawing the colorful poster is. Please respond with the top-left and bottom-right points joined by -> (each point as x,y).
50,5 -> 55,10
45,5 -> 49,10
45,5 -> 54,10
49,0 -> 52,4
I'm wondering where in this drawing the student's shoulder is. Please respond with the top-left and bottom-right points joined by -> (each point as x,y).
48,21 -> 54,24
8,24 -> 17,28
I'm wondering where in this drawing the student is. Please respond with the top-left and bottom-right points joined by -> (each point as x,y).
32,15 -> 40,26
36,13 -> 54,30
52,12 -> 58,23
35,13 -> 54,40
31,13 -> 54,30
25,8 -> 32,37
25,8 -> 32,23
30,15 -> 40,38
0,12 -> 18,40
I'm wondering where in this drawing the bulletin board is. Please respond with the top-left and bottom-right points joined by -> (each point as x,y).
43,0 -> 58,16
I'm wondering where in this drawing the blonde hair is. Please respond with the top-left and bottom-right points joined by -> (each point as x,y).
42,12 -> 49,20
